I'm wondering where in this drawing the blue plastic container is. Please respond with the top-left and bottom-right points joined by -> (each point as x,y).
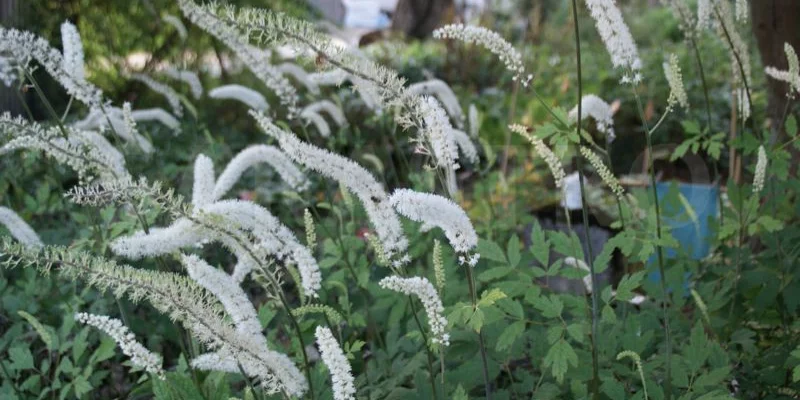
647,182 -> 719,284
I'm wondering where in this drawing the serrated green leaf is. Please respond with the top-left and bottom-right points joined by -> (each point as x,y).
530,221 -> 549,266
496,321 -> 525,351
9,346 -> 34,370
478,288 -> 507,307
478,239 -> 506,263
544,339 -> 578,383
531,294 -> 563,319
507,235 -> 521,267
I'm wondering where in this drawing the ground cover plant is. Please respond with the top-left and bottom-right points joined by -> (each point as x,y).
1,0 -> 799,399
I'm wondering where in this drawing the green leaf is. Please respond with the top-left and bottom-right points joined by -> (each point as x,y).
682,120 -> 702,135
615,271 -> 646,302
17,311 -> 54,350
452,385 -> 469,400
546,325 -> 564,344
477,267 -> 513,282
756,215 -> 784,232
72,328 -> 89,363
506,235 -> 521,267
694,366 -> 731,389
787,115 -> 797,137
566,323 -> 586,344
477,239 -> 506,263
530,221 -> 549,265
601,304 -> 617,324
531,294 -> 563,319
72,376 -> 92,397
477,289 -> 507,307
467,308 -> 485,333
90,337 -> 116,363
9,346 -> 34,370
544,339 -> 578,383
496,321 -> 525,351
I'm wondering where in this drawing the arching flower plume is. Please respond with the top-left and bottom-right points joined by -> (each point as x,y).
60,21 -> 85,82
568,94 -> 616,141
211,145 -> 309,200
209,84 -> 269,111
379,276 -> 449,346
160,67 -> 203,99
0,206 -> 43,247
252,110 -> 409,265
302,100 -> 347,127
407,79 -> 465,128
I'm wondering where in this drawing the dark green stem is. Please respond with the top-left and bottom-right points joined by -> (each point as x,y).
569,2 -> 601,397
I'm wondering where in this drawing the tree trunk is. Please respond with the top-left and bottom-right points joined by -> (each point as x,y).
751,0 -> 800,144
392,0 -> 454,39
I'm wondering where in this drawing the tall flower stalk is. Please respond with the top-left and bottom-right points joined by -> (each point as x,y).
570,2 -> 601,398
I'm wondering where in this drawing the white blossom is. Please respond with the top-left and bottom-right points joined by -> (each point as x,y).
209,84 -> 269,111
72,107 -> 153,153
212,145 -> 309,200
181,254 -> 262,339
193,154 -> 216,207
130,108 -> 181,132
568,94 -> 616,141
163,14 -> 188,39
75,313 -> 164,378
735,0 -> 748,22
711,0 -> 752,121
302,100 -> 347,127
178,0 -> 298,115
112,198 -> 322,298
753,145 -> 767,195
300,108 -> 331,137
309,69 -> 348,86
765,43 -> 800,98
129,73 -> 184,117
583,0 -> 642,83
420,97 -> 460,170
433,24 -> 530,86
0,27 -> 104,107
468,104 -> 479,138
580,146 -> 625,199
252,111 -> 408,265
509,124 -> 565,189
388,188 -> 478,256
664,54 -> 689,110
379,276 -> 449,346
315,326 -> 356,400
697,0 -> 712,30
0,56 -> 15,87
2,113 -> 128,181
450,129 -> 479,165
0,207 -> 43,247
160,67 -> 203,99
407,79 -> 465,128
60,21 -> 85,82
277,62 -> 320,94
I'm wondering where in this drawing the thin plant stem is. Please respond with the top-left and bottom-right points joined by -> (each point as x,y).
466,266 -> 492,400
631,90 -> 672,400
569,2 -> 601,398
407,297 -> 441,400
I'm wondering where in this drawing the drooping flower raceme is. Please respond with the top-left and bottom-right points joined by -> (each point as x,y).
0,56 -> 15,87
252,111 -> 409,265
583,0 -> 642,84
129,73 -> 184,117
509,124 -> 566,189
568,95 -> 616,141
580,146 -> 625,199
60,21 -> 85,82
130,108 -> 181,132
300,108 -> 332,137
178,0 -> 298,115
162,14 -> 188,39
1,113 -> 128,182
697,0 -> 711,30
419,96 -> 460,171
0,27 -> 104,107
753,145 -> 767,195
277,62 -> 320,95
711,0 -> 752,121
209,84 -> 269,111
388,188 -> 479,266
664,53 -> 689,110
302,100 -> 347,127
468,104 -> 479,138
192,154 -> 216,207
0,207 -> 43,247
160,67 -> 203,99
75,313 -> 165,378
765,43 -> 800,98
181,254 -> 263,339
735,0 -> 748,22
450,129 -> 479,165
71,107 -> 153,153
212,145 -> 309,200
433,24 -> 530,86
379,276 -> 449,346
315,326 -> 357,400
407,79 -> 465,128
